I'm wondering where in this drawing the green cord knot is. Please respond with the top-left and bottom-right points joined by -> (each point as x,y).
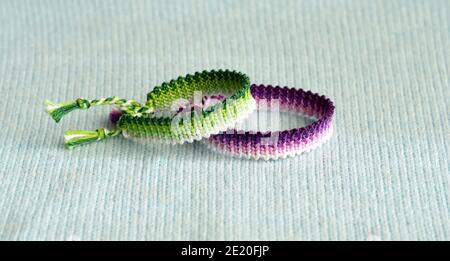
75,98 -> 91,109
64,128 -> 121,149
45,99 -> 83,123
96,128 -> 106,139
44,98 -> 93,123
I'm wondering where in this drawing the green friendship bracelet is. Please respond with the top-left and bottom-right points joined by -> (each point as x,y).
45,70 -> 256,149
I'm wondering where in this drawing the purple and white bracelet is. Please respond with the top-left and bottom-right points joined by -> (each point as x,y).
204,84 -> 335,160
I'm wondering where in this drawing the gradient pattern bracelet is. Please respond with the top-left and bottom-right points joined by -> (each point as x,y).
45,70 -> 256,148
204,84 -> 335,160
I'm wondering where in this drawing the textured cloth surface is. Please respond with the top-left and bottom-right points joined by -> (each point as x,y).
0,0 -> 449,240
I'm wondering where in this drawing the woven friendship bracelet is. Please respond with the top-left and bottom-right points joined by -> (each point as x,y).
203,84 -> 335,160
45,70 -> 256,148
108,84 -> 335,160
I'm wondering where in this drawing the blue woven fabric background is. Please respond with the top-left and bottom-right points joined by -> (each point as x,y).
0,0 -> 449,240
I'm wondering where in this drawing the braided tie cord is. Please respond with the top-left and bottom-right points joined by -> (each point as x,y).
45,69 -> 253,148
45,96 -> 144,122
45,96 -> 145,148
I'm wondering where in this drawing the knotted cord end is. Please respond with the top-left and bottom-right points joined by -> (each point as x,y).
64,128 -> 121,149
45,98 -> 90,123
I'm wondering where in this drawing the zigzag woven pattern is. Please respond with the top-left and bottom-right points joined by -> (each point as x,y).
119,70 -> 256,144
